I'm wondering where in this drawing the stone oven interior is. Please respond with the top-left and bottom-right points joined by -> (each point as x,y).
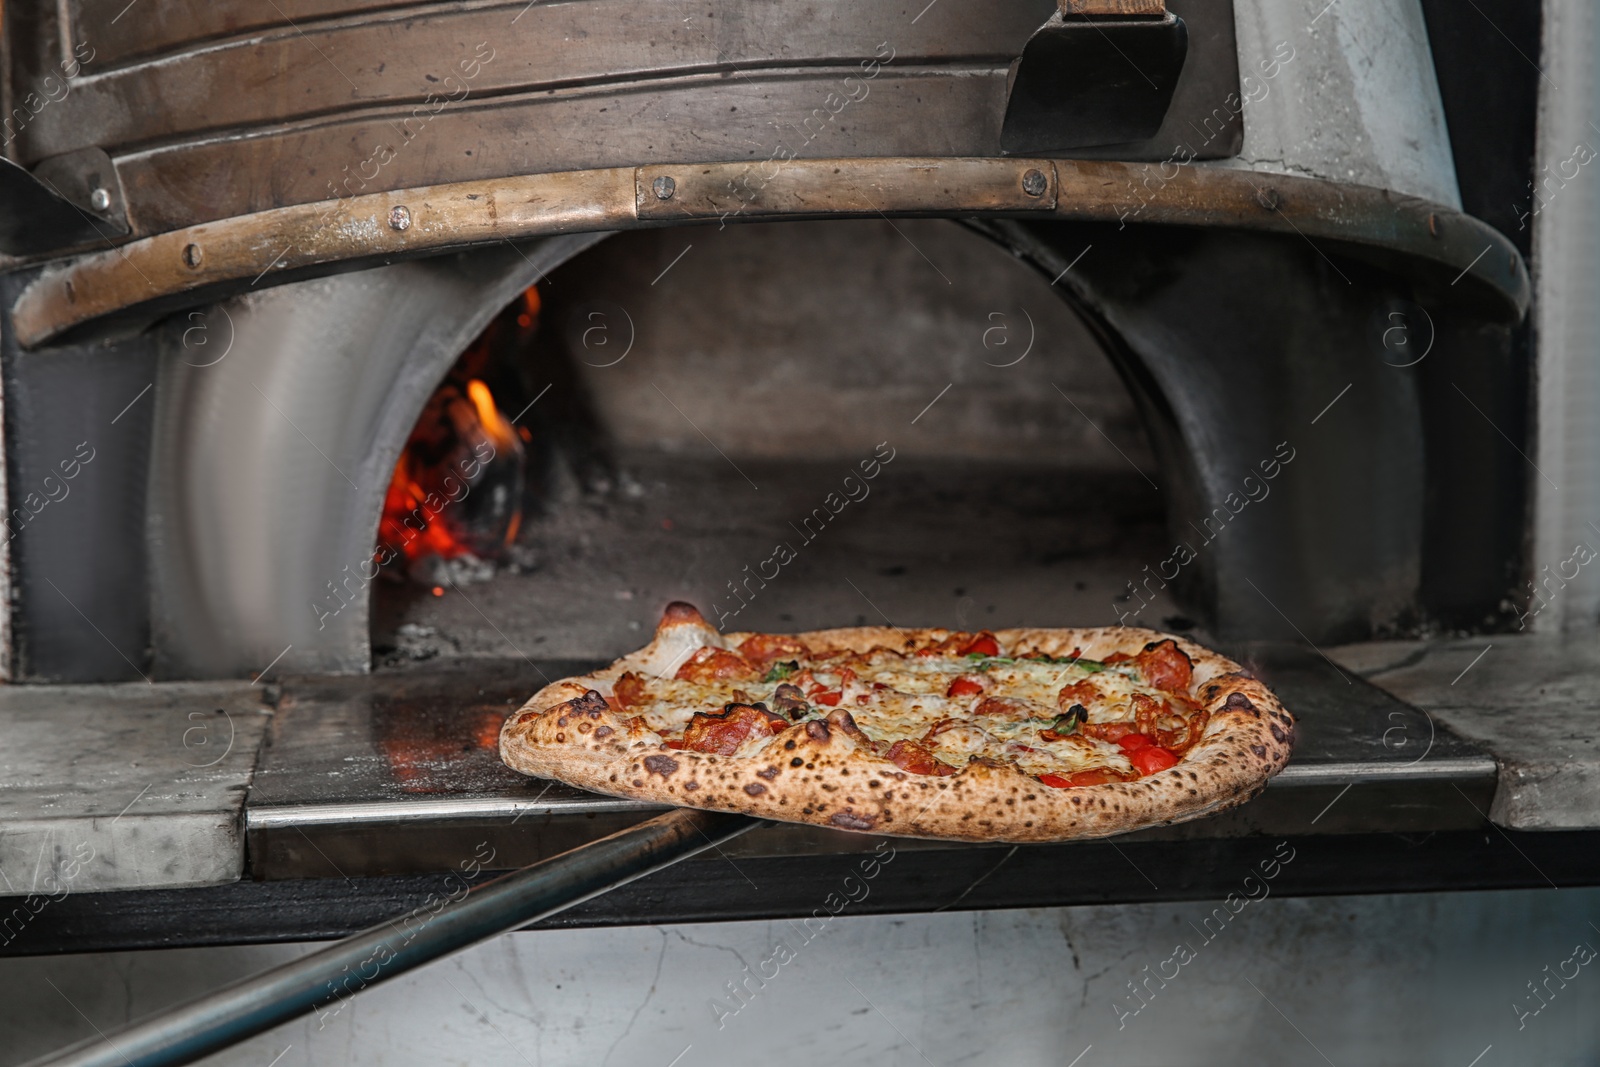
370,218 -> 1177,668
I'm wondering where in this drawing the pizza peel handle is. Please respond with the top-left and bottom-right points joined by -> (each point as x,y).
21,808 -> 756,1067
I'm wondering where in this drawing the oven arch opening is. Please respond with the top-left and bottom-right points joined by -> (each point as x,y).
366,220 -> 1170,670
147,216 -> 1431,681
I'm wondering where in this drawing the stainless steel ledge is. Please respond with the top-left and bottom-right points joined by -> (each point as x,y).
245,796 -> 657,830
242,755 -> 1502,834
1271,758 -> 1498,785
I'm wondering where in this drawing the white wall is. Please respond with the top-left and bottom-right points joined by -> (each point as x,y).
1532,0 -> 1600,632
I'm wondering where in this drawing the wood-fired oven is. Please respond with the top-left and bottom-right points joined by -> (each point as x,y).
5,1 -> 1598,1065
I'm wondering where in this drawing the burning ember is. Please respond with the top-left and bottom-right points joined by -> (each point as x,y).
377,288 -> 537,582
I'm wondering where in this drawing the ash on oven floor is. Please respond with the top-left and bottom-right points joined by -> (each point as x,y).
371,451 -> 1176,668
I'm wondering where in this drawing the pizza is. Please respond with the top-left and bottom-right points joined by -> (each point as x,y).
498,603 -> 1295,842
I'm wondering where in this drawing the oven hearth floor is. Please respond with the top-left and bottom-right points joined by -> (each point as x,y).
372,454 -> 1180,667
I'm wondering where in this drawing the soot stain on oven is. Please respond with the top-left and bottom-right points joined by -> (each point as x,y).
369,220 -> 1176,668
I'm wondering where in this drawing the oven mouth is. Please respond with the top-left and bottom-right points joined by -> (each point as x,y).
363,219 -> 1172,671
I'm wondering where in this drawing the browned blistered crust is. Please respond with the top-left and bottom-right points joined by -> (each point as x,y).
498,621 -> 1295,843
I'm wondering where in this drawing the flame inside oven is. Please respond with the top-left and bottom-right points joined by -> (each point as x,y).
377,288 -> 537,582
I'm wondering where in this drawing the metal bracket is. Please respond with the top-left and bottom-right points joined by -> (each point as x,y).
1002,8 -> 1189,153
0,148 -> 130,256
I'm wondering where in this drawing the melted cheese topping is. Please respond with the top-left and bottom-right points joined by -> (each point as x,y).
620,643 -> 1203,783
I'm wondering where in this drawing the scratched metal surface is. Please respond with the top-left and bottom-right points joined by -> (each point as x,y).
0,681 -> 271,892
1333,634 -> 1600,830
248,660 -> 622,811
1222,641 -> 1490,775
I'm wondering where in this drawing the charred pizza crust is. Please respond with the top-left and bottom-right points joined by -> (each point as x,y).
498,605 -> 1295,842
